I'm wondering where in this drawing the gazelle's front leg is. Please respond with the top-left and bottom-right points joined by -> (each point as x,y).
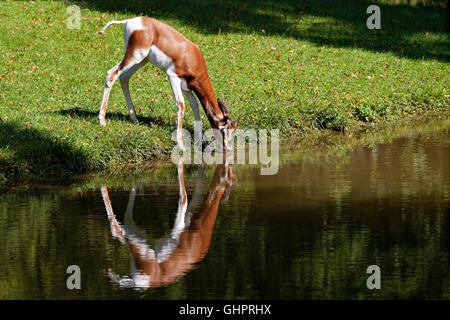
168,75 -> 186,150
183,89 -> 204,148
154,159 -> 188,263
172,159 -> 187,238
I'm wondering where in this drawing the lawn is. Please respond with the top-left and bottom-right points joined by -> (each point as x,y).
0,0 -> 449,183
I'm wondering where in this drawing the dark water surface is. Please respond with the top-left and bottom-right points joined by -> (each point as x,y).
0,127 -> 449,299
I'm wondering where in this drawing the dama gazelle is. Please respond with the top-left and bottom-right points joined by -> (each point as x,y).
98,17 -> 237,150
101,160 -> 237,288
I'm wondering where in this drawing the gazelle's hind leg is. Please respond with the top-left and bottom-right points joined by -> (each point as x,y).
98,46 -> 149,126
101,186 -> 126,243
99,63 -> 121,126
120,60 -> 147,124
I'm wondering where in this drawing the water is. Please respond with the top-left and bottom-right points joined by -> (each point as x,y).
0,126 -> 449,299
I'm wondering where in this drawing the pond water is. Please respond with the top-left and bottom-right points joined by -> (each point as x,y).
0,125 -> 449,299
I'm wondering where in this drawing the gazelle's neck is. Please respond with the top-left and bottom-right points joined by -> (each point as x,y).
191,76 -> 226,128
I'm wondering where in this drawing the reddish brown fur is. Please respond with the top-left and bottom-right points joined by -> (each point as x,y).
126,17 -> 226,128
104,164 -> 235,287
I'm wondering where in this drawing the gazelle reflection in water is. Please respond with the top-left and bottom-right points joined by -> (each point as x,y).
101,160 -> 237,288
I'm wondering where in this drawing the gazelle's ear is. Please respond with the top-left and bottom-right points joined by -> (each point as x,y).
207,103 -> 222,123
217,99 -> 229,117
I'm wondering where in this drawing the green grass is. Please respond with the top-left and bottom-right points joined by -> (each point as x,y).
0,0 -> 449,183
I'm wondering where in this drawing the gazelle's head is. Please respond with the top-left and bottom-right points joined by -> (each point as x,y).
208,99 -> 237,151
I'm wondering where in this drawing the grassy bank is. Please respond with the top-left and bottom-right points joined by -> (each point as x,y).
1,0 -> 449,184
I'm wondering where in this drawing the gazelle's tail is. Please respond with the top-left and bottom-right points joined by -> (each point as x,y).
98,19 -> 129,35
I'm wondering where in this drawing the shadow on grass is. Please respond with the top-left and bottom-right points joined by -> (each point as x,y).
56,108 -> 203,133
80,0 -> 449,61
0,121 -> 87,182
56,108 -> 165,126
